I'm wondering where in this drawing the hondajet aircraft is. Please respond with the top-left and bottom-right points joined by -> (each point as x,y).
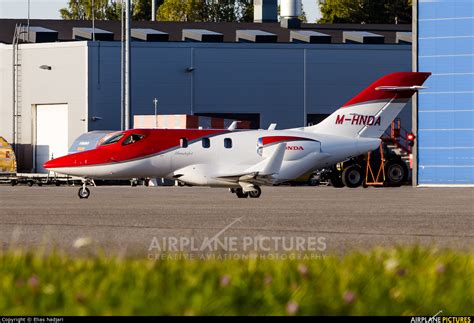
44,72 -> 430,199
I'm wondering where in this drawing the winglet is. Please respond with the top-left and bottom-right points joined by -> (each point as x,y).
242,143 -> 286,176
260,143 -> 286,175
228,121 -> 239,130
268,123 -> 277,130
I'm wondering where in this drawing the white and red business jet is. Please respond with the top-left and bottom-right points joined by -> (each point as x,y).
44,72 -> 430,199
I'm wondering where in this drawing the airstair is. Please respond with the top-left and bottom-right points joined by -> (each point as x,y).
381,118 -> 413,169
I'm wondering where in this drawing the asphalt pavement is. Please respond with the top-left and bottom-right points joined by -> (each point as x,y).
0,185 -> 472,256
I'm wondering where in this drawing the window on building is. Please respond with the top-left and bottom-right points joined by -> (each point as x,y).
224,138 -> 232,149
180,138 -> 188,148
202,138 -> 210,148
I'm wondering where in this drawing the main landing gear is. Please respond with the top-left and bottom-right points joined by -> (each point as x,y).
78,178 -> 95,199
230,185 -> 262,199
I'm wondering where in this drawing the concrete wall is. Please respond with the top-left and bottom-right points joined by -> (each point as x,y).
0,42 -> 88,171
0,45 -> 13,144
87,42 -> 412,131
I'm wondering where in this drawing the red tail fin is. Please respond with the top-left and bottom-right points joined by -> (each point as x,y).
307,72 -> 431,138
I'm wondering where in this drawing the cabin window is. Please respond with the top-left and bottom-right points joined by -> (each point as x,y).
202,138 -> 210,148
122,134 -> 144,146
224,138 -> 232,149
180,137 -> 188,148
100,132 -> 124,146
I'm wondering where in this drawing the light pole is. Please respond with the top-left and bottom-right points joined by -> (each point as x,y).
27,0 -> 30,41
120,1 -> 125,130
124,0 -> 131,130
92,0 -> 95,41
152,0 -> 156,21
153,98 -> 158,128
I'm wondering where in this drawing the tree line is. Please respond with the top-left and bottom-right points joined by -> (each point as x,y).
60,0 -> 411,24
60,0 -> 254,23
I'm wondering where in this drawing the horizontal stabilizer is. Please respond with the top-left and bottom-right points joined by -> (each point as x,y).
375,85 -> 426,92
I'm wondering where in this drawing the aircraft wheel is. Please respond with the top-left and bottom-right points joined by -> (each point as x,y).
248,186 -> 262,198
342,165 -> 364,188
235,188 -> 248,198
307,174 -> 320,186
385,161 -> 408,187
78,187 -> 90,199
329,175 -> 344,188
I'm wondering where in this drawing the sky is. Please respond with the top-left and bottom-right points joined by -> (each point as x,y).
0,0 -> 322,22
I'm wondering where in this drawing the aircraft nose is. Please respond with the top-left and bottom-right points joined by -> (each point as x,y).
43,155 -> 70,169
43,152 -> 83,170
43,148 -> 106,170
43,159 -> 54,169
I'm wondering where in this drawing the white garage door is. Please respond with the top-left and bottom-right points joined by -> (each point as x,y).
36,104 -> 68,173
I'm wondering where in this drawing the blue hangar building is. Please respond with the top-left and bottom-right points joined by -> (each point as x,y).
415,0 -> 474,185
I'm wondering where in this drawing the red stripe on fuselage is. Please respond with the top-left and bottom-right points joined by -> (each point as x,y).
44,128 -> 229,169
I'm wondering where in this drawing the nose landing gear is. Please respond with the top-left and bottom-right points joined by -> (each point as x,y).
78,178 -> 95,199
78,186 -> 90,199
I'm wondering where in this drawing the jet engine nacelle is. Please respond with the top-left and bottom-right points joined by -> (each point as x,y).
259,139 -> 321,161
283,141 -> 321,161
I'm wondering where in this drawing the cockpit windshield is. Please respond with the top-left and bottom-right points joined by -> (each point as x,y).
122,134 -> 144,146
100,132 -> 124,146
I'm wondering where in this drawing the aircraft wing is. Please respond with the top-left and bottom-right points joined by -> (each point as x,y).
214,143 -> 286,184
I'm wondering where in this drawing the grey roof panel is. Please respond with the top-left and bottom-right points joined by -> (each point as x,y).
26,26 -> 58,43
72,27 -> 114,41
396,31 -> 412,44
236,29 -> 278,43
290,30 -> 331,44
182,29 -> 224,42
131,28 -> 169,41
343,31 -> 385,44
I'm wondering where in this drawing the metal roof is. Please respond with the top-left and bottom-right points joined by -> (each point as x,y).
343,31 -> 385,44
290,30 -> 331,43
72,27 -> 114,41
26,26 -> 59,43
182,29 -> 224,42
131,28 -> 169,42
236,29 -> 277,43
0,19 -> 411,45
396,31 -> 412,44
